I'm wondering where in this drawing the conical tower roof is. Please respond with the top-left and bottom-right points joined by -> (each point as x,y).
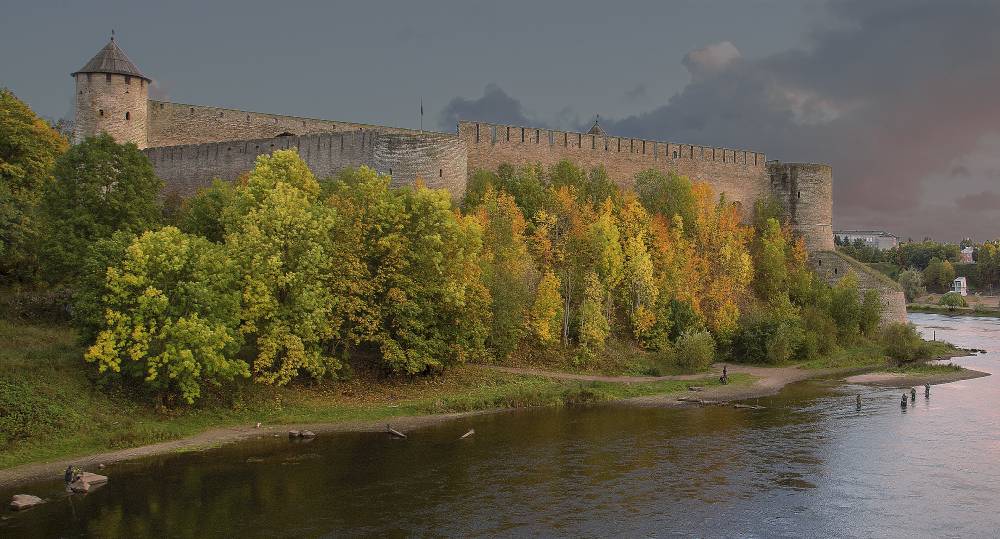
72,38 -> 149,81
587,117 -> 607,137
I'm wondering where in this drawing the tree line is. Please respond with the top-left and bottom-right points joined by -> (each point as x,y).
2,89 -> 889,404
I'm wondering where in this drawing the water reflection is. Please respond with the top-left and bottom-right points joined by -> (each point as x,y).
2,313 -> 998,538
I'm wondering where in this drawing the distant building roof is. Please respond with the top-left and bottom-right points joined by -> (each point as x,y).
72,38 -> 150,81
587,119 -> 607,137
834,230 -> 899,239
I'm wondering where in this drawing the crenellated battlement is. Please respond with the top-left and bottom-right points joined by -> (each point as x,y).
457,121 -> 766,169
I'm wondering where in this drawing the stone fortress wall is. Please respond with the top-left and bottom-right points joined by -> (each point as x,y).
71,36 -> 906,324
146,128 -> 467,197
457,120 -> 769,209
146,101 -> 427,148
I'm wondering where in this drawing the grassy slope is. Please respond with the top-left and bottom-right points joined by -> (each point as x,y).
0,320 -> 748,470
799,339 -> 958,370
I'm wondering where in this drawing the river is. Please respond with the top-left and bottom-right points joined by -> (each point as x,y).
2,312 -> 998,538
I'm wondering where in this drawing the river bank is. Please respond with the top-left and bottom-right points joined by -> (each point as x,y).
0,316 -> 979,489
4,356 -> 987,489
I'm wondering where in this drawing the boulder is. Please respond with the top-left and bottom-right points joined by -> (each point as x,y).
288,430 -> 301,438
69,472 -> 108,493
300,430 -> 316,438
9,495 -> 44,511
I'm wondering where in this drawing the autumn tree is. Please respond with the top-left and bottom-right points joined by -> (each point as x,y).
227,150 -> 344,385
475,186 -> 534,359
526,270 -> 563,346
0,88 -> 68,280
327,166 -> 490,373
577,272 -> 609,358
84,227 -> 245,404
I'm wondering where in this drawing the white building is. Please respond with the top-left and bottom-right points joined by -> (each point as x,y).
952,277 -> 968,296
834,230 -> 899,250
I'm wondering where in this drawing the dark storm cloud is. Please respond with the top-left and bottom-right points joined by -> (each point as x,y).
623,83 -> 649,103
438,84 -> 539,130
440,0 -> 1000,239
605,0 -> 1000,221
950,165 -> 971,178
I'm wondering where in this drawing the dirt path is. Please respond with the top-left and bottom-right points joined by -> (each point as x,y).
487,362 -> 822,388
484,365 -> 711,383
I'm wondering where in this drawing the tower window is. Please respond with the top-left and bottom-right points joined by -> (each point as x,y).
439,169 -> 443,177
125,76 -> 131,85
99,109 -> 104,116
798,191 -> 801,199
673,151 -> 678,158
125,111 -> 130,120
220,111 -> 224,117
87,73 -> 92,82
106,74 -> 112,83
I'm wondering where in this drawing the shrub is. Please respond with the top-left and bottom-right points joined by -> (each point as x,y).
799,307 -> 838,360
898,268 -> 926,302
674,330 -> 715,370
939,291 -> 967,308
880,323 -> 930,361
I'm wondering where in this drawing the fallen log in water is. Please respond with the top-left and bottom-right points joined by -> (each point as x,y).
387,425 -> 407,439
733,404 -> 766,410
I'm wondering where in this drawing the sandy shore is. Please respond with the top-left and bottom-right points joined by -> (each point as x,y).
844,368 -> 990,387
0,360 -> 981,489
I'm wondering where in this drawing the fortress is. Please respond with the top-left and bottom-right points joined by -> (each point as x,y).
71,38 -> 906,322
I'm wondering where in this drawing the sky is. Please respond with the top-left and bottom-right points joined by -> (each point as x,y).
2,0 -> 999,242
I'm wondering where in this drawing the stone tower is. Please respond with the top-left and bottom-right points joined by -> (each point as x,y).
72,36 -> 150,148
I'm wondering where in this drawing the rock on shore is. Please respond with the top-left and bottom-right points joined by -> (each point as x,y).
70,472 -> 109,493
9,494 -> 44,510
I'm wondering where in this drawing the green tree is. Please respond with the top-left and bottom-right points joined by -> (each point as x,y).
177,179 -> 235,242
38,134 -> 162,283
588,200 -> 624,322
476,187 -> 534,359
922,257 -> 955,293
71,230 -> 135,343
227,150 -> 344,386
327,165 -> 490,374
898,268 -> 926,302
753,218 -> 788,302
84,227 -> 245,404
0,88 -> 68,280
634,169 -> 697,234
